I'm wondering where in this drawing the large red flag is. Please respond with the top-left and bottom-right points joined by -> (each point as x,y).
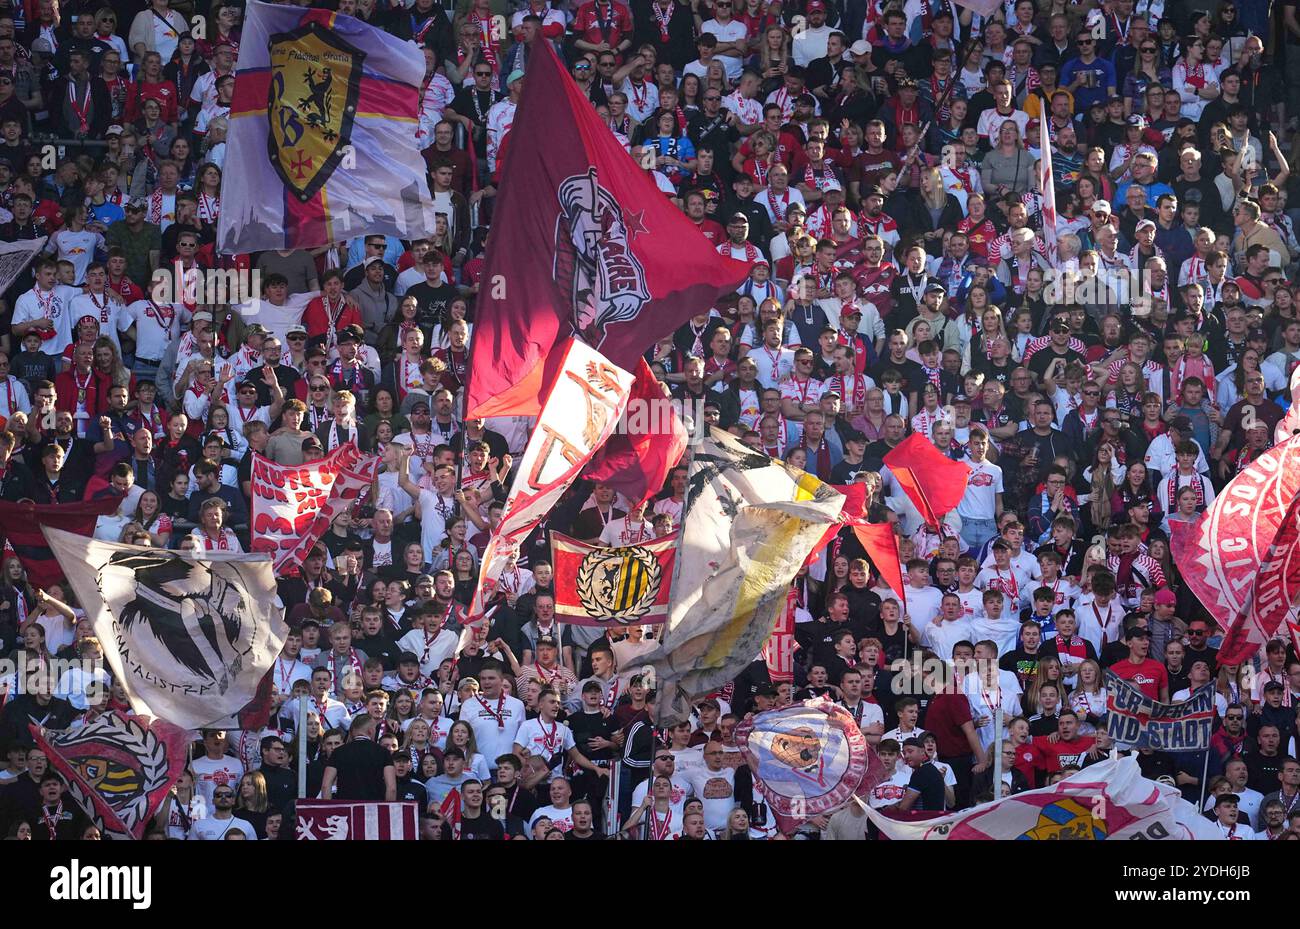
0,498 -> 119,588
583,358 -> 688,506
1173,436 -> 1300,632
883,434 -> 972,530
1218,490 -> 1300,665
463,39 -> 752,420
853,521 -> 907,609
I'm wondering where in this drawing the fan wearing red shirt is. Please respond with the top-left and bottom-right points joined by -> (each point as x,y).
572,0 -> 634,58
302,269 -> 363,348
684,190 -> 725,246
124,51 -> 179,124
1107,625 -> 1169,701
925,683 -> 989,809
1028,709 -> 1096,787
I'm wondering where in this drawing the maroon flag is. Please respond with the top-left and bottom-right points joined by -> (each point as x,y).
583,358 -> 688,506
1219,490 -> 1300,665
883,434 -> 972,529
853,521 -> 907,608
296,800 -> 420,840
1174,437 -> 1300,636
0,498 -> 119,588
31,712 -> 189,840
463,39 -> 751,420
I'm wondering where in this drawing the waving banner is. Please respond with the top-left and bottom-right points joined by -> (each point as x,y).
466,339 -> 634,626
1218,490 -> 1300,665
249,442 -> 380,573
551,531 -> 676,626
865,756 -> 1219,840
463,38 -> 750,420
735,699 -> 884,834
645,430 -> 844,724
1173,436 -> 1300,660
44,529 -> 288,730
31,712 -> 188,840
219,1 -> 436,253
1105,675 -> 1215,751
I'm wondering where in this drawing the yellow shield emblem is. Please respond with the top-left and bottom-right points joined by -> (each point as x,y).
267,22 -> 364,201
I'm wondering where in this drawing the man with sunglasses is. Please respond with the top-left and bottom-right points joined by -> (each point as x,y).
1060,29 -> 1115,114
187,783 -> 257,840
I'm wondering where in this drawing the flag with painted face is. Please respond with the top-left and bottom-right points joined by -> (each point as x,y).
218,1 -> 436,253
735,698 -> 886,834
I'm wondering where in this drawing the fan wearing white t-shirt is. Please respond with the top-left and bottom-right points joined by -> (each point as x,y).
683,743 -> 737,833
920,593 -> 975,664
513,690 -> 609,785
12,261 -> 78,357
460,661 -> 526,772
956,430 -> 1003,552
190,730 -> 246,808
975,542 -> 1033,621
901,559 -> 943,636
600,500 -> 655,547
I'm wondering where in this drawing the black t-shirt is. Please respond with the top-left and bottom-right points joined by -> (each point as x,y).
906,761 -> 947,811
569,709 -> 618,763
404,280 -> 459,331
449,811 -> 506,840
326,737 -> 393,801
1026,345 -> 1084,382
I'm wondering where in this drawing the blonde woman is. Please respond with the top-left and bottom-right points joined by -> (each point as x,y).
1069,659 -> 1108,735
233,770 -> 269,838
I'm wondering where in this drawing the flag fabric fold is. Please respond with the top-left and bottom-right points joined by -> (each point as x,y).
0,498 -> 121,588
582,358 -> 688,506
249,442 -> 380,573
44,529 -> 288,730
645,429 -> 844,723
1217,490 -> 1300,665
219,0 -> 436,253
865,756 -> 1212,840
883,434 -> 972,530
853,521 -> 907,607
550,531 -> 676,626
466,339 -> 635,624
31,712 -> 188,840
463,39 -> 752,420
1173,436 -> 1300,661
1038,105 -> 1058,264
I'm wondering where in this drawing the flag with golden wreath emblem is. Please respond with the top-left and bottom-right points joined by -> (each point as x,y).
218,1 -> 436,253
551,531 -> 676,626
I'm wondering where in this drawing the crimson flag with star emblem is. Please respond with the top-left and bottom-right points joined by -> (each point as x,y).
464,39 -> 752,420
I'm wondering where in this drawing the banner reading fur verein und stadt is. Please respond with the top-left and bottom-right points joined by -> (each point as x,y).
735,698 -> 885,834
463,38 -> 751,420
249,442 -> 380,573
550,531 -> 676,626
218,1 -> 436,254
645,429 -> 844,724
1218,490 -> 1300,665
44,529 -> 288,730
31,712 -> 188,840
864,756 -> 1219,840
296,800 -> 419,840
1105,675 -> 1215,751
1172,436 -> 1300,662
465,339 -> 635,628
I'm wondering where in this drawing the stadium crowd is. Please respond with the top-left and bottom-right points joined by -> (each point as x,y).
0,0 -> 1298,841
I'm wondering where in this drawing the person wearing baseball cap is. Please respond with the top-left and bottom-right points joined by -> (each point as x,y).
1111,621 -> 1169,701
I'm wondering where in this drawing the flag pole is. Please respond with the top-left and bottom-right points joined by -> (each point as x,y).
992,704 -> 1003,797
1197,749 -> 1210,812
297,694 -> 307,799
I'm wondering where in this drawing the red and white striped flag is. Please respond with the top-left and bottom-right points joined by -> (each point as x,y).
1039,113 -> 1058,266
296,801 -> 419,840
